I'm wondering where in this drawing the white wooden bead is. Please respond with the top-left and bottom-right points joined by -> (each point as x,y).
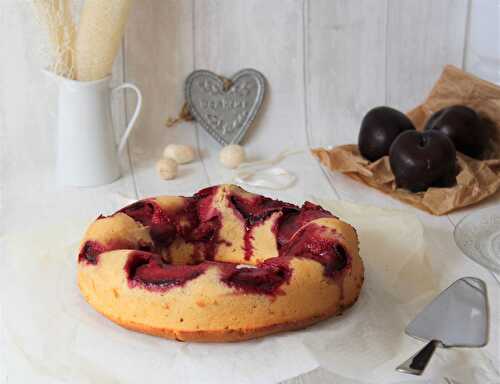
219,144 -> 246,169
163,144 -> 195,164
156,158 -> 178,180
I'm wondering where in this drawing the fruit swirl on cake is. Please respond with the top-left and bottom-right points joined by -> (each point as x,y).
77,184 -> 364,342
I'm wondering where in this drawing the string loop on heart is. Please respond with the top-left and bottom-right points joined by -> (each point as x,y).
165,102 -> 195,128
165,75 -> 234,129
233,148 -> 309,190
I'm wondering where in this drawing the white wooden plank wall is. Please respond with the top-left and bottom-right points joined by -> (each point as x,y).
307,0 -> 388,147
124,0 -> 202,198
192,0 -> 336,204
0,1 -> 473,210
386,0 -> 468,111
123,0 -> 469,200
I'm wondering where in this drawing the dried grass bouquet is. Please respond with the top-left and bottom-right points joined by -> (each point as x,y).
33,0 -> 133,81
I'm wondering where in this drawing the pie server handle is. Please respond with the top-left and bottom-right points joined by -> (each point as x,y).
396,339 -> 442,375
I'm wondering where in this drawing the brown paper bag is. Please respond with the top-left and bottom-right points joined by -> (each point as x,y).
312,65 -> 500,215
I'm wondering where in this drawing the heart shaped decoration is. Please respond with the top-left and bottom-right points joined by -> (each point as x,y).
185,69 -> 266,146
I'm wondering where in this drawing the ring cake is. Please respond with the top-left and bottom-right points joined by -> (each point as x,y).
77,184 -> 364,342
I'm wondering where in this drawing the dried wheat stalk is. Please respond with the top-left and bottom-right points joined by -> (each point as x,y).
33,0 -> 76,78
74,0 -> 133,81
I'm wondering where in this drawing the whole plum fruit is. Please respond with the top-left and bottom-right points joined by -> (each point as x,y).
389,130 -> 457,192
358,106 -> 415,161
425,105 -> 489,159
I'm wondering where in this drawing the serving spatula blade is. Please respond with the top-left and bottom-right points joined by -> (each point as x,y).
397,277 -> 488,375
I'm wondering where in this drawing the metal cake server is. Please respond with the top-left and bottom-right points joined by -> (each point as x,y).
397,277 -> 489,376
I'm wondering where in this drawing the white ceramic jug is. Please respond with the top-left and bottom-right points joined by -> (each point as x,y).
46,71 -> 142,186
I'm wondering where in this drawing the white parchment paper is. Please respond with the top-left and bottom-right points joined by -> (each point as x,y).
2,200 -> 498,383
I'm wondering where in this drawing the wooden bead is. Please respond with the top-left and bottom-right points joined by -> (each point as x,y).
163,144 -> 195,164
156,158 -> 178,180
219,145 -> 246,169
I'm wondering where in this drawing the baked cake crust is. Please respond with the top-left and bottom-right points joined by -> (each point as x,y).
77,184 -> 364,342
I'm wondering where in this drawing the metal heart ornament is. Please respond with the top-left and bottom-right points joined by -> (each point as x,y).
185,69 -> 266,146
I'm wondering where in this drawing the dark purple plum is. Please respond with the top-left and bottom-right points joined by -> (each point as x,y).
358,106 -> 415,161
424,105 -> 489,159
389,130 -> 456,192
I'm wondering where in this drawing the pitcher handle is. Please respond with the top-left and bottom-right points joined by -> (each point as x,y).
112,83 -> 142,154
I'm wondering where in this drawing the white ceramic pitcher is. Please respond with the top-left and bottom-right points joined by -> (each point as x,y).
45,71 -> 142,187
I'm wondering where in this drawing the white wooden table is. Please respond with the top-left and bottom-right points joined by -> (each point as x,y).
2,1 -> 499,382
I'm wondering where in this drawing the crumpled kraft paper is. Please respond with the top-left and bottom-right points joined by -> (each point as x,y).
312,65 -> 500,215
3,198 -> 498,383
